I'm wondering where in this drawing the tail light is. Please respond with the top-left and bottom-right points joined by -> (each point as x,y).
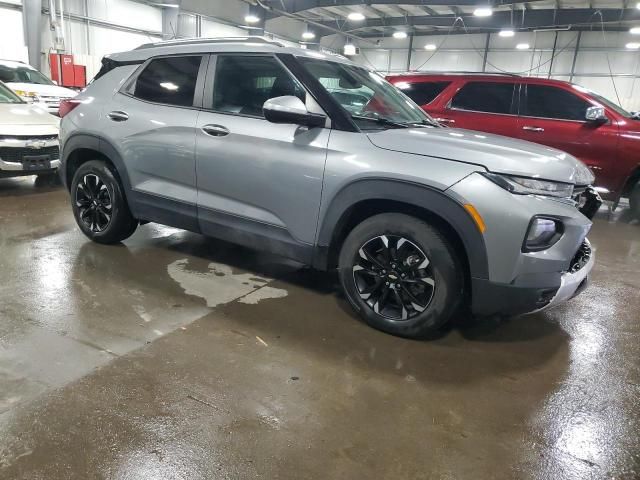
59,99 -> 81,118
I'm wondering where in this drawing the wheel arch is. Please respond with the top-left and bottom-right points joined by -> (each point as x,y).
314,179 -> 489,282
62,134 -> 132,194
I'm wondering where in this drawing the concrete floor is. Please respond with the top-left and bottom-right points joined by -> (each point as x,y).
0,176 -> 638,480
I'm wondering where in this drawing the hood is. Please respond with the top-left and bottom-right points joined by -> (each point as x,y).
0,103 -> 60,135
367,127 -> 594,185
6,82 -> 77,98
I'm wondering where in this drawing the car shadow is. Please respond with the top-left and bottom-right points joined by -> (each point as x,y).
0,175 -> 63,197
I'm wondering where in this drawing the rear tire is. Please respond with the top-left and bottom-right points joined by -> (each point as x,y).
71,160 -> 138,244
338,213 -> 463,339
630,181 -> 640,220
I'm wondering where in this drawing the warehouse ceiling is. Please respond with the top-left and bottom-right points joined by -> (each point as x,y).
257,0 -> 640,36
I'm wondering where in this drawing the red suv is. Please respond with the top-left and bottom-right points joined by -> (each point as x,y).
387,73 -> 640,217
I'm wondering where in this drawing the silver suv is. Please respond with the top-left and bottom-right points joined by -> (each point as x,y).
59,38 -> 599,338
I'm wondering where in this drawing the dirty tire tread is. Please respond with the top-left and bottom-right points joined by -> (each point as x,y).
338,213 -> 463,339
71,160 -> 138,244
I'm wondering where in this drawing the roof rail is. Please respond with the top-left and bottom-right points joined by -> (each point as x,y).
396,70 -> 522,78
135,36 -> 284,50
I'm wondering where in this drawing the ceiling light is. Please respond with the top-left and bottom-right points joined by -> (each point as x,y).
473,7 -> 493,17
626,42 -> 640,49
499,29 -> 515,37
516,43 -> 530,49
244,14 -> 260,24
637,2 -> 640,8
393,31 -> 408,39
630,27 -> 640,34
348,12 -> 366,21
424,44 -> 437,50
344,44 -> 357,56
302,31 -> 316,40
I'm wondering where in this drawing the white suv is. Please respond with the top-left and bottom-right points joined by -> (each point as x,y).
0,59 -> 77,115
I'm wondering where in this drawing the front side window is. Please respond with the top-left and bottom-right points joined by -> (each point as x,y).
297,57 -> 435,130
451,82 -> 516,115
211,55 -> 305,118
523,84 -> 591,121
397,81 -> 451,106
133,56 -> 202,107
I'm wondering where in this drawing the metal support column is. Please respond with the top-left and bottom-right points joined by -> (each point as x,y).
548,31 -> 558,78
482,33 -> 491,72
22,0 -> 42,70
162,4 -> 181,40
407,33 -> 414,71
570,31 -> 582,83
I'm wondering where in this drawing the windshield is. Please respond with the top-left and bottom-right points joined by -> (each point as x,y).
297,56 -> 437,130
573,84 -> 634,118
0,63 -> 54,86
0,82 -> 24,104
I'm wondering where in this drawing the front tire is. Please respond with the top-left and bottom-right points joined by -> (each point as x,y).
338,213 -> 463,339
71,160 -> 138,244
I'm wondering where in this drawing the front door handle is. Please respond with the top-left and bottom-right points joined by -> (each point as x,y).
435,117 -> 455,124
201,124 -> 230,137
107,111 -> 129,122
522,126 -> 544,132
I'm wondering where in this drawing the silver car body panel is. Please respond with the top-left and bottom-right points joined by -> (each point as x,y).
367,127 -> 591,184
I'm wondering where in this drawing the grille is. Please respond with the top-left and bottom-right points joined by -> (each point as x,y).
569,241 -> 592,274
0,145 -> 60,163
0,135 -> 58,141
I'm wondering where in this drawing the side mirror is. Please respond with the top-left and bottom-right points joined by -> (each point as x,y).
263,96 -> 326,128
585,106 -> 607,123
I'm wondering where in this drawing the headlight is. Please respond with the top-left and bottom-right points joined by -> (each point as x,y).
482,172 -> 574,198
523,216 -> 564,252
13,90 -> 40,102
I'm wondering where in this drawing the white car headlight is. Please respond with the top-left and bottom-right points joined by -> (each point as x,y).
13,89 -> 40,102
482,172 -> 574,198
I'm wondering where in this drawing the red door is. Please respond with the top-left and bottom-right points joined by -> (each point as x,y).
429,80 -> 521,138
517,83 -> 619,190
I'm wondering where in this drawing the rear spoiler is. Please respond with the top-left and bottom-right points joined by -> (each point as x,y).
89,56 -> 144,85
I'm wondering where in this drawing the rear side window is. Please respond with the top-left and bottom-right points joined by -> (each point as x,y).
400,81 -> 450,106
211,55 -> 305,117
451,81 -> 515,114
133,55 -> 202,107
523,84 -> 591,121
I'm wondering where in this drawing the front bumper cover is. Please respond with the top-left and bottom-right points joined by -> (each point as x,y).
471,239 -> 595,317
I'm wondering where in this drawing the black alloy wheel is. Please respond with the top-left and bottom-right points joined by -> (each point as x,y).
353,235 -> 435,321
75,173 -> 113,233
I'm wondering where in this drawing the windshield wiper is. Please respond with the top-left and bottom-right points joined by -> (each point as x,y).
351,115 -> 410,129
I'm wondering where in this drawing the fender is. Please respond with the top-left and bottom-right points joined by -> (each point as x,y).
314,179 -> 489,280
61,133 -> 133,194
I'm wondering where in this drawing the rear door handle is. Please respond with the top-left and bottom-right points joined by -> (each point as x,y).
107,111 -> 129,122
522,126 -> 544,132
435,117 -> 455,124
201,124 -> 230,137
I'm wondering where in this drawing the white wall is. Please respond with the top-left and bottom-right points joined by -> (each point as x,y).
0,6 -> 27,61
346,30 -> 640,111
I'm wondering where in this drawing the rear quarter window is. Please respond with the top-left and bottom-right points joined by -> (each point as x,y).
133,55 -> 202,107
